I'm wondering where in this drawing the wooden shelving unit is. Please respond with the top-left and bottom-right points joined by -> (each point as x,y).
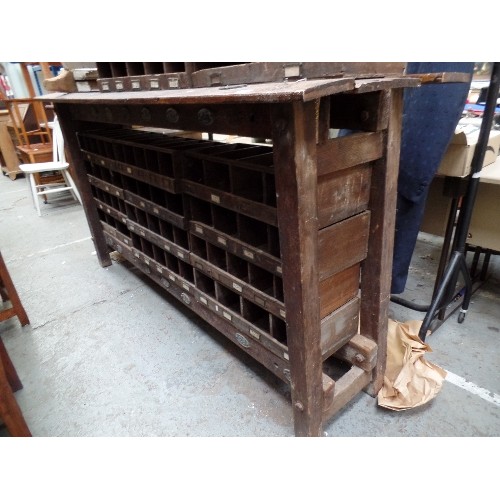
47,70 -> 418,436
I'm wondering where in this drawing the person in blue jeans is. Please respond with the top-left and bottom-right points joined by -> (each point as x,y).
391,62 -> 475,294
341,62 -> 475,294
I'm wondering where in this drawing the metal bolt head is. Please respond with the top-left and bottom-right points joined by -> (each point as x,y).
166,107 -> 179,124
294,401 -> 304,411
198,108 -> 214,126
354,353 -> 365,364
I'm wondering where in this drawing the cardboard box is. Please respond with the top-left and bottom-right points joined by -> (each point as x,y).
437,125 -> 500,177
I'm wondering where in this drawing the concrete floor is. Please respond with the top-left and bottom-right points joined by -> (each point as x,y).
1,171 -> 499,438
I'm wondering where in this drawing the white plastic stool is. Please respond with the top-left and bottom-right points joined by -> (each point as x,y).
19,117 -> 82,216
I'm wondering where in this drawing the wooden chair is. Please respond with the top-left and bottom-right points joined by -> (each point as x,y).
0,251 -> 31,437
1,97 -> 54,163
1,97 -> 62,202
19,116 -> 82,216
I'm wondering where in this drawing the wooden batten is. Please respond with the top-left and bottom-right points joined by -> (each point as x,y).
318,211 -> 370,281
316,131 -> 384,177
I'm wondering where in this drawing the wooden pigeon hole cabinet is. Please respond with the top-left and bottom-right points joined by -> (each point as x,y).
48,72 -> 415,436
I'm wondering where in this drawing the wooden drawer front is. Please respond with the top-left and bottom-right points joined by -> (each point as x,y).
320,297 -> 359,360
318,211 -> 370,281
319,264 -> 360,319
317,164 -> 372,228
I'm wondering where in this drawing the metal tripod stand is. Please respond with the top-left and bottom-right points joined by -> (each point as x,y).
417,62 -> 500,341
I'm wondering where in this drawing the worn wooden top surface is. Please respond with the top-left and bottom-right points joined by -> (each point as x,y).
41,77 -> 420,106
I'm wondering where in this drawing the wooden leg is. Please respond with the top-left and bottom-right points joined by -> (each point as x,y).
272,101 -> 323,437
0,337 -> 31,437
55,104 -> 112,267
0,252 -> 29,326
61,170 -> 82,205
0,336 -> 23,392
33,172 -> 48,205
360,89 -> 403,396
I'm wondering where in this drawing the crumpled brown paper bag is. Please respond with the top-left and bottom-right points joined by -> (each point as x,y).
377,318 -> 447,411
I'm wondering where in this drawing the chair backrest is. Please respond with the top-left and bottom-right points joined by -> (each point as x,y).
52,116 -> 66,164
1,98 -> 52,148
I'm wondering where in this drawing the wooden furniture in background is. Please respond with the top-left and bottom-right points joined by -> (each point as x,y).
0,110 -> 21,179
0,251 -> 29,326
0,251 -> 31,437
2,98 -> 64,196
0,336 -> 31,437
50,68 -> 418,436
19,118 -> 82,216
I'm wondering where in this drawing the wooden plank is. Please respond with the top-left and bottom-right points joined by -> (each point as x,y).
353,77 -> 420,93
303,62 -> 406,78
317,131 -> 384,177
323,366 -> 371,420
191,62 -> 408,88
55,104 -> 112,267
359,88 -> 403,396
69,102 -> 275,143
320,297 -> 360,360
319,264 -> 360,319
317,164 -> 372,228
407,72 -> 472,84
41,78 -> 357,105
272,100 -> 324,437
318,211 -> 370,281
